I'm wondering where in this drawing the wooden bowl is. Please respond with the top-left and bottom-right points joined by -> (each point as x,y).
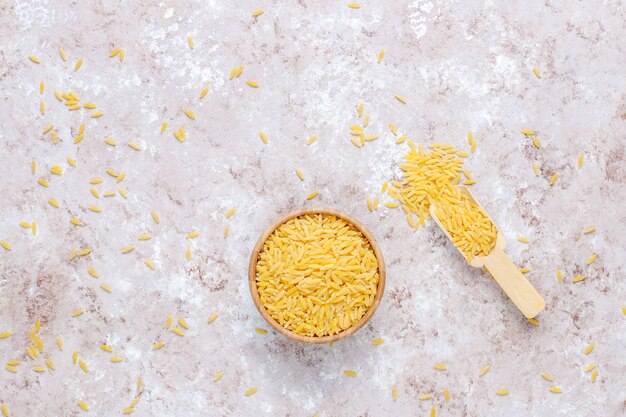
248,207 -> 386,344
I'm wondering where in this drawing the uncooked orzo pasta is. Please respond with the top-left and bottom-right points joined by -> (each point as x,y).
255,214 -> 379,337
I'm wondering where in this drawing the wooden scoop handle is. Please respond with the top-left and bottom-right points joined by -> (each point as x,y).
483,248 -> 545,318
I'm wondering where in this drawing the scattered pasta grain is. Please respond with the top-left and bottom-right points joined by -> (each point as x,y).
587,254 -> 598,265
259,131 -> 268,144
556,269 -> 563,283
495,389 -> 509,396
583,343 -> 596,355
392,385 -> 398,401
144,259 -> 156,270
532,67 -> 541,78
433,363 -> 446,371
171,327 -> 185,336
100,284 -> 112,293
377,50 -> 385,63
225,208 -> 237,218
255,328 -> 268,335
186,230 -> 199,239
549,172 -> 558,186
200,87 -> 209,98
152,341 -> 165,350
29,54 -> 41,64
528,317 -> 540,326
582,226 -> 596,234
74,58 -> 83,71
307,191 -> 319,200
394,94 -> 407,104
72,308 -> 85,317
572,275 -> 586,283
371,338 -> 384,346
517,235 -> 530,243
207,312 -> 219,323
583,363 -> 596,372
77,400 -> 89,411
419,393 -> 433,400
121,245 -> 135,254
541,372 -> 553,381
252,9 -> 264,16
443,387 -> 450,401
183,108 -> 196,120
343,370 -> 357,377
178,318 -> 190,329
213,371 -> 224,381
187,36 -> 195,49
591,369 -> 598,382
246,80 -> 260,88
479,365 -> 490,376
244,388 -> 258,396
347,2 -> 361,9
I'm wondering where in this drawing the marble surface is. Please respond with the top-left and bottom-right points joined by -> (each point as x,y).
0,1 -> 625,416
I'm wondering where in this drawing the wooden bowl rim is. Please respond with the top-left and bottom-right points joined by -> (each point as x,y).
248,207 -> 386,344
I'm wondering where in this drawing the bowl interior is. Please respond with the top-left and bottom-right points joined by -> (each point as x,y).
248,207 -> 386,344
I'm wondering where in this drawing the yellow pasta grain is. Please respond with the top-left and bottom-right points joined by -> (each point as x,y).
431,406 -> 437,417
138,234 -> 152,241
479,365 -> 490,376
87,267 -> 99,278
1,403 -> 8,417
541,372 -> 553,381
517,235 -> 530,243
549,172 -> 558,186
306,135 -> 318,145
74,58 -> 83,71
357,103 -> 364,117
395,135 -> 408,144
186,247 -> 192,261
548,386 -> 562,394
351,137 -> 362,148
306,191 -> 319,200
389,123 -> 398,135
347,2 -> 361,9
136,377 -> 143,391
213,370 -> 224,382
32,366 -> 46,373
109,48 -> 122,58
255,328 -> 268,335
178,318 -> 190,329
144,259 -> 155,270
160,121 -> 168,134
343,370 -> 357,377
1,242 -> 12,251
433,363 -> 446,371
371,338 -> 384,346
152,341 -> 165,350
90,188 -> 101,199
121,245 -> 134,254
187,36 -> 195,49
20,221 -> 31,228
394,94 -> 407,104
72,351 -> 78,364
116,172 -> 126,183
122,407 -> 135,415
520,267 -> 531,274
39,80 -> 45,94
419,393 -> 433,400
37,178 -> 49,187
259,131 -> 268,144
582,226 -> 596,234
149,210 -> 160,224
83,102 -> 96,109
531,136 -> 541,149
377,50 -> 385,63
207,312 -> 219,323
29,54 -> 41,64
59,47 -> 67,61
577,154 -> 584,169
171,327 -> 185,336
100,284 -> 112,292
533,163 -> 541,176
56,336 -> 63,351
72,308 -> 85,317
572,275 -> 586,283
31,159 -> 36,174
244,388 -> 258,396
226,208 -> 237,218
77,400 -> 89,411
186,230 -> 200,239
79,359 -> 89,372
118,187 -> 128,199
91,111 -> 103,118
392,385 -> 398,401
583,343 -> 595,355
128,142 -> 141,151
31,222 -> 37,235
67,157 -> 76,167
183,108 -> 196,120
295,168 -> 304,181
532,67 -> 541,78
252,9 -> 264,16
591,369 -> 598,382
54,90 -> 63,101
556,269 -> 563,282
45,358 -> 56,370
0,332 -> 12,338
200,87 -> 209,98
495,389 -> 509,396
100,344 -> 113,352
165,315 -> 172,329
528,317 -> 540,326
583,363 -> 596,372
110,356 -> 123,363
40,100 -> 46,114
520,129 -> 535,136
587,254 -> 597,265
443,388 -> 450,401
385,201 -> 399,208
43,124 -> 53,134
48,198 -> 60,208
246,80 -> 260,88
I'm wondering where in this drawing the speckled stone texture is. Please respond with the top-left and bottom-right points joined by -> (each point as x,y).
0,1 -> 625,416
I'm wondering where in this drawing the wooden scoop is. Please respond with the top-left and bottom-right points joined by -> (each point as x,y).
429,186 -> 545,318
